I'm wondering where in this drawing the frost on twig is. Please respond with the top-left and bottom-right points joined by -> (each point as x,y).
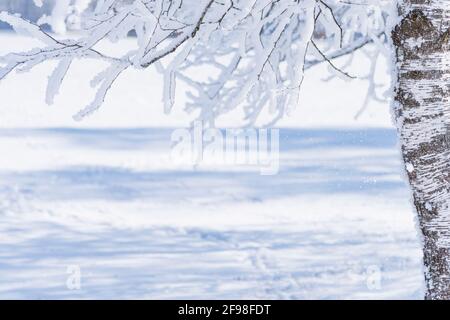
0,0 -> 394,125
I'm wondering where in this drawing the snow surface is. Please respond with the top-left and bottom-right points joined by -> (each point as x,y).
0,32 -> 424,299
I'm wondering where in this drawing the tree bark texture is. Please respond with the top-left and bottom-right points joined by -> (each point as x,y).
392,0 -> 450,300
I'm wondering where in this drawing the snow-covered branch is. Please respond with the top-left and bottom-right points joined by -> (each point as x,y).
0,0 -> 395,125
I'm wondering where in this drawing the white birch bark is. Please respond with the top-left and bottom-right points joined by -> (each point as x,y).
392,0 -> 450,300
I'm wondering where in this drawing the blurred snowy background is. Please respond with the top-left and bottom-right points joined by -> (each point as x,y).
0,1 -> 424,299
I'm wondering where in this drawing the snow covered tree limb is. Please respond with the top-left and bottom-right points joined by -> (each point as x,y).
0,0 -> 393,124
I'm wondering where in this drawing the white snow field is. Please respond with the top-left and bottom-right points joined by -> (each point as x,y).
0,32 -> 424,299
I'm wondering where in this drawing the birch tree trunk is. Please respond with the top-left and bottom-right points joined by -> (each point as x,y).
392,0 -> 450,300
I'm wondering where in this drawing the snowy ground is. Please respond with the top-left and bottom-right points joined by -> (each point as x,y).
0,33 -> 424,299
